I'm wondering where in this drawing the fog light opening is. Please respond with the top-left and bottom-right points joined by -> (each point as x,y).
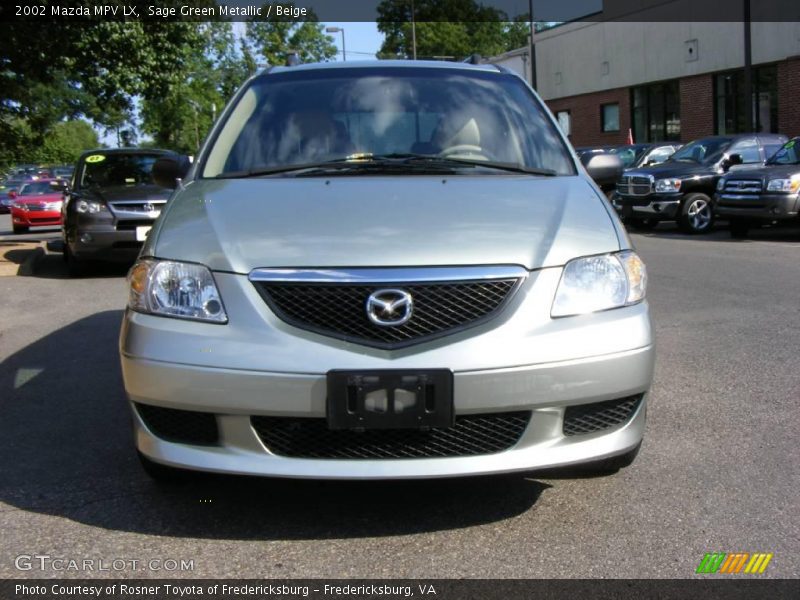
80,233 -> 93,243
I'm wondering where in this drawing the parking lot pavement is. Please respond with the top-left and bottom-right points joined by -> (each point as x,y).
0,225 -> 798,579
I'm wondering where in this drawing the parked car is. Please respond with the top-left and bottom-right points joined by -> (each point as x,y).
714,136 -> 800,238
578,143 -> 679,199
0,178 -> 26,214
62,148 -> 177,275
614,134 -> 787,233
52,165 -> 74,180
577,149 -> 624,197
121,61 -> 654,482
612,142 -> 681,169
10,179 -> 66,233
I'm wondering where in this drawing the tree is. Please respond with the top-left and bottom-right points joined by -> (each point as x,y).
376,0 -> 528,60
246,21 -> 337,66
39,120 -> 100,164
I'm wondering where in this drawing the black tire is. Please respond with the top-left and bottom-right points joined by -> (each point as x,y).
137,452 -> 196,484
679,193 -> 714,234
12,224 -> 28,234
729,218 -> 750,239
627,218 -> 659,231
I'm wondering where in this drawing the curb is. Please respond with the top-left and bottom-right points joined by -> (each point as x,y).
17,245 -> 45,276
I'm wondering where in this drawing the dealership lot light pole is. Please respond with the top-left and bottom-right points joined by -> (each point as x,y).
326,27 -> 346,62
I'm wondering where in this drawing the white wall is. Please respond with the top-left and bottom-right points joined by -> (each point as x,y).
530,17 -> 800,100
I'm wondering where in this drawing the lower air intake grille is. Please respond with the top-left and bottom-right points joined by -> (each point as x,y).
251,412 -> 531,459
563,395 -> 642,436
135,404 -> 219,445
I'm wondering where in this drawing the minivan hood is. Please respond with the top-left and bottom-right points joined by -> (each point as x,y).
150,176 -> 620,273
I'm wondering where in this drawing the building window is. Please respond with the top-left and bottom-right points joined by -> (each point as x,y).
556,110 -> 571,136
631,80 -> 681,143
601,103 -> 620,132
715,65 -> 777,134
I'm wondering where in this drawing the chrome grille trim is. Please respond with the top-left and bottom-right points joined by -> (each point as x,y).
723,180 -> 762,194
249,265 -> 529,283
617,173 -> 654,197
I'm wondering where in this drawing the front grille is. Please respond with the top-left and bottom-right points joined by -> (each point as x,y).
135,403 -> 219,445
563,395 -> 642,436
255,279 -> 519,348
24,203 -> 47,211
252,412 -> 531,459
723,179 -> 762,194
617,175 -> 653,196
30,217 -> 59,223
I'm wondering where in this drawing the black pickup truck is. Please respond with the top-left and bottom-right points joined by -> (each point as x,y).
615,134 -> 787,233
714,137 -> 800,238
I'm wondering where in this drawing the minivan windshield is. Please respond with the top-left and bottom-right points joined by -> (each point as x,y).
669,137 -> 732,165
203,67 -> 575,178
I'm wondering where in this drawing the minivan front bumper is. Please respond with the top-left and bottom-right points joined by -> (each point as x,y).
120,268 -> 655,479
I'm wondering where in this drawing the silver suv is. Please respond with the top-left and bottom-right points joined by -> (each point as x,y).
121,61 -> 654,480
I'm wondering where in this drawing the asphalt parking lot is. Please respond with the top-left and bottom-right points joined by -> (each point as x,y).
0,213 -> 798,579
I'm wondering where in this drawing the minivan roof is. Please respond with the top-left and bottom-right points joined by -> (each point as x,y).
266,60 -> 502,75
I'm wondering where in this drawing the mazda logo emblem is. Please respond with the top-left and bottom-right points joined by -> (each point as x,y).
143,202 -> 156,213
366,289 -> 413,327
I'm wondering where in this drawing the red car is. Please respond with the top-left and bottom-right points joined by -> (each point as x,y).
10,179 -> 66,234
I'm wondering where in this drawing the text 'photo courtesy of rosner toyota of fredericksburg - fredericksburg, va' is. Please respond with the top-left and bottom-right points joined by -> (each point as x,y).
0,1 -> 799,600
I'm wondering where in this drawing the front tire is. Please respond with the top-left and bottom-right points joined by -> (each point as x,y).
65,245 -> 89,277
679,193 -> 714,234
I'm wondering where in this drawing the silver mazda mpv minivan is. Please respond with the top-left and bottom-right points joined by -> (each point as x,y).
121,61 -> 654,480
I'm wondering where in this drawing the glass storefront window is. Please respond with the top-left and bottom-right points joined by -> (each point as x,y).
631,80 -> 681,143
715,65 -> 777,134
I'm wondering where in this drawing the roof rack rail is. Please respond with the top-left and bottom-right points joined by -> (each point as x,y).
463,53 -> 483,65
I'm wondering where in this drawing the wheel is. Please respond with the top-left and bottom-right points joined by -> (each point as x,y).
679,193 -> 714,234
729,218 -> 750,239
12,224 -> 28,234
627,218 -> 659,231
138,452 -> 196,483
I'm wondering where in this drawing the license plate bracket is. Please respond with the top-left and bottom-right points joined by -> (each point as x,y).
327,369 -> 454,430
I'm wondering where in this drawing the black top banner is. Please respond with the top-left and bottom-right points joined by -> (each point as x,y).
2,579 -> 800,600
1,0 -> 799,22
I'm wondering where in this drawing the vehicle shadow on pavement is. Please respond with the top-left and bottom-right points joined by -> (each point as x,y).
26,252 -> 131,280
0,311 -> 549,540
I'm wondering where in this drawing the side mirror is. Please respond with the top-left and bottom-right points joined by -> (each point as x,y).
722,153 -> 743,171
152,155 -> 192,189
582,153 -> 624,188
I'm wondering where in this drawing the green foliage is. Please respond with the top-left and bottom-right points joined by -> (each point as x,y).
376,0 -> 530,59
40,121 -> 101,164
246,21 -> 338,66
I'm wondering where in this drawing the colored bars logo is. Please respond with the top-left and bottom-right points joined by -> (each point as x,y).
696,552 -> 773,574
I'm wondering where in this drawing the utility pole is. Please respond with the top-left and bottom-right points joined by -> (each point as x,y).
411,0 -> 417,60
743,0 -> 753,131
529,0 -> 537,90
325,27 -> 346,61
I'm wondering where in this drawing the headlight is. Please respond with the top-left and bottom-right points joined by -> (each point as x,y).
13,203 -> 29,211
716,178 -> 726,191
128,259 -> 228,323
552,251 -> 647,318
76,200 -> 105,213
766,178 -> 800,193
654,178 -> 681,193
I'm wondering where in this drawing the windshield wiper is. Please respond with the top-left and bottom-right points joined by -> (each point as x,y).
216,153 -> 558,179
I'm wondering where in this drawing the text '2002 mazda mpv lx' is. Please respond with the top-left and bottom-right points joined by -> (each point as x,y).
121,61 -> 654,481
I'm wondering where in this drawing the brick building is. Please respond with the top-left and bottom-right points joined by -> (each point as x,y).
491,10 -> 800,146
